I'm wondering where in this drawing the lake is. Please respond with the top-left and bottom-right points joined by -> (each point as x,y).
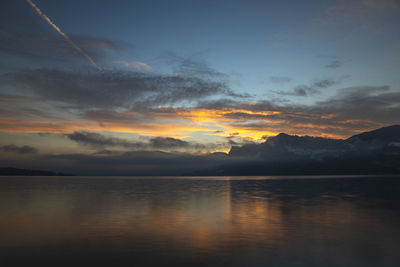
0,175 -> 399,266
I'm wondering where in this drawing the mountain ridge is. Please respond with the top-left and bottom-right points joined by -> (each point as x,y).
197,125 -> 400,176
0,167 -> 74,176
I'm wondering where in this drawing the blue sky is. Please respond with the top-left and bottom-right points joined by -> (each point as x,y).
28,0 -> 399,100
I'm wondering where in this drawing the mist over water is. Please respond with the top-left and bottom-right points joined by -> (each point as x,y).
0,176 -> 400,267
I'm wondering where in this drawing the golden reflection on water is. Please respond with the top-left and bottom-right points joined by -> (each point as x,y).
0,177 -> 397,257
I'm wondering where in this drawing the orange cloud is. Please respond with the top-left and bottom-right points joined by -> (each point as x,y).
0,101 -> 380,145
0,116 -> 210,138
155,107 -> 280,123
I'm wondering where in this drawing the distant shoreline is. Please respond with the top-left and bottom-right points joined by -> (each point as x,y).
0,167 -> 74,176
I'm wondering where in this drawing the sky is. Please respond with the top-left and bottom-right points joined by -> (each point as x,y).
0,0 -> 400,174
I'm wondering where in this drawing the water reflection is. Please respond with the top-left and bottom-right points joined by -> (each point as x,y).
0,176 -> 399,266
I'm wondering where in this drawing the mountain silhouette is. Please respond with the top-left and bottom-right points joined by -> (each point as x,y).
0,167 -> 73,176
347,125 -> 400,147
191,125 -> 400,175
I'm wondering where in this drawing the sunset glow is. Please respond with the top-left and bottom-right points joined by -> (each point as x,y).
0,0 -> 399,172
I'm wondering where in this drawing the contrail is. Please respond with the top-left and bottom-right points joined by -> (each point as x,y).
26,0 -> 104,73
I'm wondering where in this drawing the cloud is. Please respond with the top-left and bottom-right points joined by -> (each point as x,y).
337,84 -> 390,96
67,131 -> 138,148
0,68 -> 237,109
274,78 -> 340,96
1,63 -> 398,141
222,112 -> 275,120
0,144 -> 37,154
269,76 -> 292,84
193,85 -> 400,138
158,51 -> 227,78
325,59 -> 345,68
149,137 -> 192,149
66,131 -> 223,152
2,84 -> 398,140
313,85 -> 400,124
0,111 -> 213,136
114,61 -> 152,72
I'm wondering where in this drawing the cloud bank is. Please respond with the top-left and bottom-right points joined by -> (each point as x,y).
0,144 -> 38,154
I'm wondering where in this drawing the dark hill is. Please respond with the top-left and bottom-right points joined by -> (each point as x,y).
347,125 -> 400,144
201,125 -> 400,175
0,167 -> 74,176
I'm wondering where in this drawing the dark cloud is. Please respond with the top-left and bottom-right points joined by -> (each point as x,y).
149,137 -> 191,149
325,59 -> 345,69
184,85 -> 399,138
224,134 -> 255,146
155,52 -> 257,98
0,68 -> 238,109
226,91 -> 254,98
335,85 -> 389,98
0,144 -> 38,154
294,79 -> 338,96
67,131 -> 137,148
194,85 -> 400,138
274,78 -> 341,96
226,139 -> 238,145
228,121 -> 271,131
223,112 -> 274,120
195,99 -> 244,110
269,76 -> 292,84
82,109 -> 146,124
66,131 -> 221,151
314,85 -> 400,123
157,52 -> 227,78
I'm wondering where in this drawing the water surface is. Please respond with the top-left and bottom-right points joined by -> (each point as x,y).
1,175 -> 399,266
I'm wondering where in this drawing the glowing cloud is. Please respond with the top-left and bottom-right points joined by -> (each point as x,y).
114,61 -> 152,72
26,0 -> 104,73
